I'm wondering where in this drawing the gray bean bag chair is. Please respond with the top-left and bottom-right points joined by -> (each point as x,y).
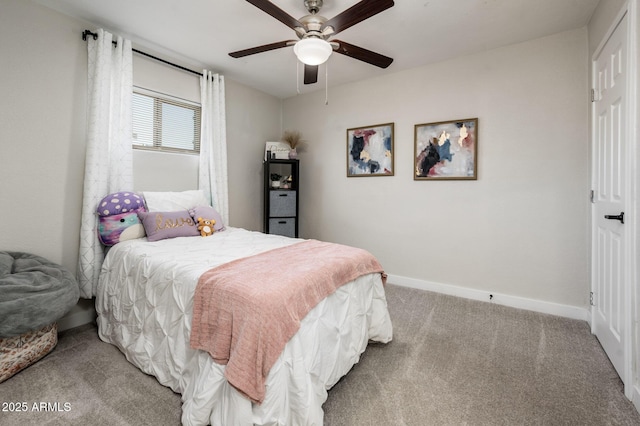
0,252 -> 79,338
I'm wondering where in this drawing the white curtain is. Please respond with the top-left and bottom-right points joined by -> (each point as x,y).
199,71 -> 229,224
78,29 -> 133,298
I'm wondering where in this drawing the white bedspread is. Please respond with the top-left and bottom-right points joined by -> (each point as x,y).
96,227 -> 393,425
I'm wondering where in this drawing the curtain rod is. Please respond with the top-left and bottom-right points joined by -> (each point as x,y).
82,30 -> 203,77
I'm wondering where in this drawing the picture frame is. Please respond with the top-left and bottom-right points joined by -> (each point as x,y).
414,118 -> 478,180
347,123 -> 394,177
264,141 -> 291,161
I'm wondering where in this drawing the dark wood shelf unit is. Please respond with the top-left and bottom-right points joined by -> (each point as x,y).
263,158 -> 299,238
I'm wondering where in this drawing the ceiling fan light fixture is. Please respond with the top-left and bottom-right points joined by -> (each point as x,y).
293,38 -> 332,65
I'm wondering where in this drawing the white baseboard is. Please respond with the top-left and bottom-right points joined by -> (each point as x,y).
633,384 -> 640,414
387,274 -> 590,322
57,300 -> 96,332
55,277 -> 590,329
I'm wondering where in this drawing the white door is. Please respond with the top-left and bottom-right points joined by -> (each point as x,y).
591,13 -> 628,382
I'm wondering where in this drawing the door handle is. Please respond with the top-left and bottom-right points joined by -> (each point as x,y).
604,212 -> 624,224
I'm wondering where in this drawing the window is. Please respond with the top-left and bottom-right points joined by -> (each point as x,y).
132,89 -> 201,154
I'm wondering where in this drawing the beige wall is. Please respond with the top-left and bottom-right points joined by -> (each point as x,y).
0,0 -> 282,328
0,0 -> 596,323
0,0 -> 87,272
283,28 -> 591,309
130,55 -> 283,232
225,79 -> 282,231
0,0 -> 93,327
131,54 -> 201,194
0,0 -> 281,252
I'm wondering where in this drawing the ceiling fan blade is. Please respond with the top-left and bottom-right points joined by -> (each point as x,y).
229,40 -> 295,58
333,40 -> 393,68
246,0 -> 304,31
322,0 -> 394,36
304,65 -> 318,84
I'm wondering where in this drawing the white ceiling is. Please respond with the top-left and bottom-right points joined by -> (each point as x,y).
34,0 -> 599,99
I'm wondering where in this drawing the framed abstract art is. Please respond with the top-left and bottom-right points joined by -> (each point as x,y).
347,123 -> 394,177
414,118 -> 478,180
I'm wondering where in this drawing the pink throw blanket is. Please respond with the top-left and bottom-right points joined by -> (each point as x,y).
189,239 -> 386,404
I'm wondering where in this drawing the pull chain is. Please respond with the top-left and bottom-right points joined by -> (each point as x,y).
325,62 -> 329,105
296,61 -> 301,95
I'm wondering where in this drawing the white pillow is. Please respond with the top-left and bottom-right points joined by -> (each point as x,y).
143,190 -> 209,212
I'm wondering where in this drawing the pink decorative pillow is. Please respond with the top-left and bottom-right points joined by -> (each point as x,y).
138,210 -> 200,242
189,206 -> 226,232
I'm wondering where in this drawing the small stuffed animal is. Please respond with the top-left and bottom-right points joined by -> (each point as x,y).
197,217 -> 216,237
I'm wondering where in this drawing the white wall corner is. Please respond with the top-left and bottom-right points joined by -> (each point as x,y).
387,274 -> 590,322
57,301 -> 96,332
633,383 -> 640,415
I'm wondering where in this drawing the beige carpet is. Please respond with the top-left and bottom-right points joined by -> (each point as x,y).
1,284 -> 639,425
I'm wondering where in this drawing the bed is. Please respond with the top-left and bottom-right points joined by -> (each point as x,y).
95,223 -> 393,425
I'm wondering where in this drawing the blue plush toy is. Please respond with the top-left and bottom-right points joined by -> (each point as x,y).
97,192 -> 146,246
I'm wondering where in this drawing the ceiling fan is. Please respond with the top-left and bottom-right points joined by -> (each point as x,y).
229,0 -> 394,85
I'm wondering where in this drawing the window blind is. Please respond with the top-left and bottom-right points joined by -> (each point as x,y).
132,90 -> 201,154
